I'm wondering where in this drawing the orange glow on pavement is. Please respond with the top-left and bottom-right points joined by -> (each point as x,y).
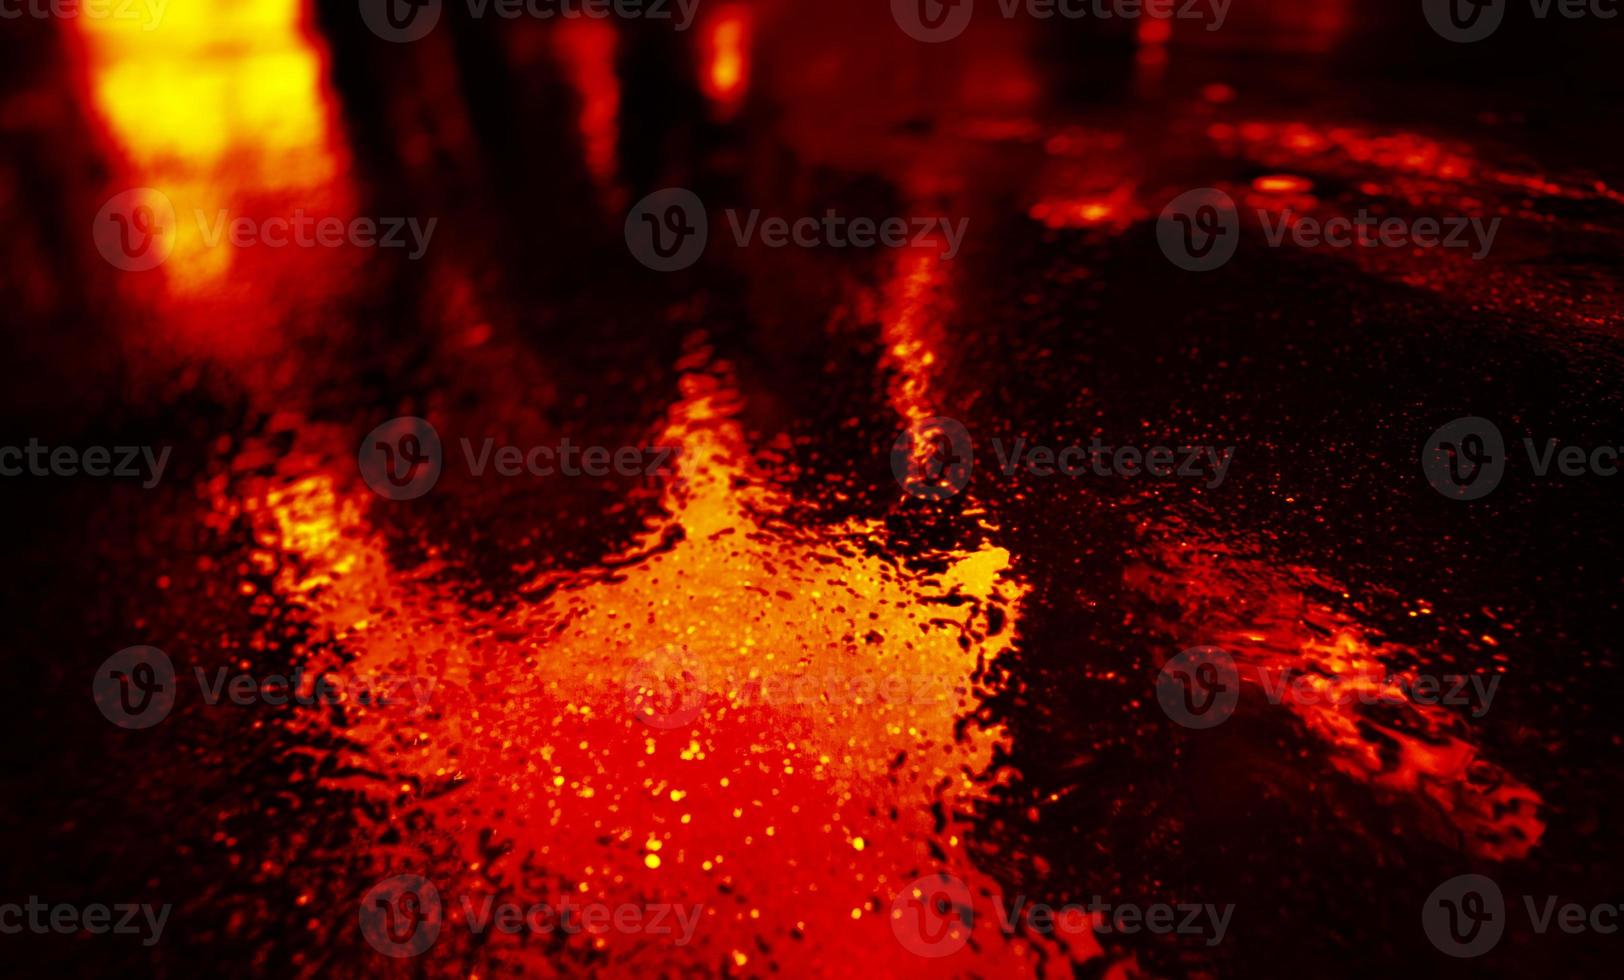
220,339 -> 1086,974
1133,533 -> 1544,861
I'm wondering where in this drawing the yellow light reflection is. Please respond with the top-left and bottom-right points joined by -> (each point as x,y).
77,0 -> 344,292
